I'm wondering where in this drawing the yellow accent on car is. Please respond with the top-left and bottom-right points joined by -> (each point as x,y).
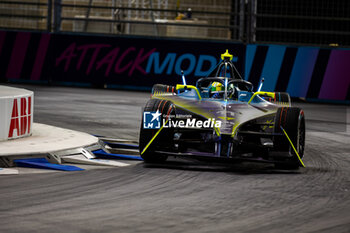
281,126 -> 305,168
248,91 -> 276,104
231,122 -> 240,137
214,126 -> 221,136
176,84 -> 202,100
218,116 -> 235,121
262,119 -> 273,130
221,49 -> 233,61
141,119 -> 169,155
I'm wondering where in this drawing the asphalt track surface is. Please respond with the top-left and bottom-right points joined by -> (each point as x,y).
1,85 -> 349,233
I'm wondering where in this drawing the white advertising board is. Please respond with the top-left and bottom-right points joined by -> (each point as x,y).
0,86 -> 33,141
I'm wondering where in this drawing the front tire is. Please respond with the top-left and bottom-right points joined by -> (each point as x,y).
139,99 -> 174,163
273,107 -> 305,169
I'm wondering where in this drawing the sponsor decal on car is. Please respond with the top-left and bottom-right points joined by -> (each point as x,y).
143,111 -> 162,129
163,117 -> 222,128
143,111 -> 221,129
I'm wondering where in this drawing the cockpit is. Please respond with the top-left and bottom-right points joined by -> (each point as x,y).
176,50 -> 254,102
195,50 -> 253,101
196,77 -> 253,100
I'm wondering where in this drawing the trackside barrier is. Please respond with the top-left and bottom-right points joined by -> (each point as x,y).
0,86 -> 34,141
1,30 -> 349,102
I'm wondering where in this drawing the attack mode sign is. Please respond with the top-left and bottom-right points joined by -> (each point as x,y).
52,35 -> 244,87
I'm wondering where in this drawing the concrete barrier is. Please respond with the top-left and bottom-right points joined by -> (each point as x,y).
0,86 -> 33,141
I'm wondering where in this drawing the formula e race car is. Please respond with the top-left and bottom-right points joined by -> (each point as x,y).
139,50 -> 305,169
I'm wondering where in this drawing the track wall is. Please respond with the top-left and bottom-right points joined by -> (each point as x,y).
0,30 -> 349,102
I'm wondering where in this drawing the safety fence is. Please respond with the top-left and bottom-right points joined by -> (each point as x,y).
255,0 -> 350,46
0,0 -> 349,47
0,30 -> 349,102
0,0 -> 51,31
0,0 -> 236,41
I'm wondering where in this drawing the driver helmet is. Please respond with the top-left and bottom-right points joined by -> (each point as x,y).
210,81 -> 223,98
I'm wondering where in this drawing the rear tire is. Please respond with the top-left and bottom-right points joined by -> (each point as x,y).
139,99 -> 174,163
152,84 -> 176,95
273,107 -> 305,169
263,92 -> 291,106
